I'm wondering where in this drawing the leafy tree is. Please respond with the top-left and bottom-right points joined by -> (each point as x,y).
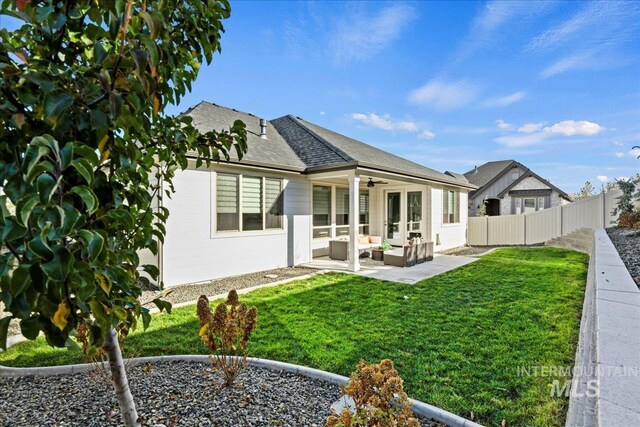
613,175 -> 640,215
573,181 -> 595,200
0,1 -> 247,425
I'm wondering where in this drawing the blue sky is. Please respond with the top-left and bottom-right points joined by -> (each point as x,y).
165,0 -> 639,193
3,1 -> 639,192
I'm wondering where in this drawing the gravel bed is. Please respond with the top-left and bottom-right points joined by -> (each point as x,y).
0,361 -> 441,426
606,227 -> 640,288
142,266 -> 317,307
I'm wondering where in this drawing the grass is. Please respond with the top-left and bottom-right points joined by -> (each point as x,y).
0,247 -> 587,426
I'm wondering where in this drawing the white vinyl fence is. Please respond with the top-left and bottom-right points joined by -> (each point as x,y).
468,190 -> 622,246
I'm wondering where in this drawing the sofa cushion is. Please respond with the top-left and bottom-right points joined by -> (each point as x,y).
358,236 -> 369,245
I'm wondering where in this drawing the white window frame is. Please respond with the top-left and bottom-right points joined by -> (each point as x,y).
537,197 -> 545,210
512,172 -> 519,180
312,183 -> 370,240
442,190 -> 460,224
213,172 -> 284,235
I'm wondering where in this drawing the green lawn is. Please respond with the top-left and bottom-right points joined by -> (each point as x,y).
0,247 -> 587,426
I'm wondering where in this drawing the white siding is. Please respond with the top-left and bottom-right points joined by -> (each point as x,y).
431,188 -> 468,251
162,167 -> 310,286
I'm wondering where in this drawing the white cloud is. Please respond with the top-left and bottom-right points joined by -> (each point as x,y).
319,111 -> 325,115
544,120 -> 604,136
596,175 -> 609,183
482,91 -> 526,107
530,2 -> 639,51
613,140 -> 624,147
351,113 -> 418,132
418,130 -> 436,140
331,4 -> 415,64
532,2 -> 640,77
631,148 -> 640,158
615,152 -> 625,158
518,122 -> 544,133
540,50 -> 599,78
495,132 -> 549,147
495,119 -> 514,130
408,79 -> 480,111
495,119 -> 606,147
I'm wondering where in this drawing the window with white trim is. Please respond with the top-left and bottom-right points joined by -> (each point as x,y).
407,191 -> 422,236
359,190 -> 370,235
512,172 -> 519,180
335,187 -> 349,237
313,185 -> 331,239
215,173 -> 283,232
442,190 -> 460,224
537,197 -> 545,210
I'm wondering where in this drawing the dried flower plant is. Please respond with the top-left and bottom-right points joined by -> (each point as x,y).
327,359 -> 420,427
197,291 -> 258,386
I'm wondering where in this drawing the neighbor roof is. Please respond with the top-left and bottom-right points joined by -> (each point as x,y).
181,102 -> 474,189
272,115 -> 474,188
464,160 -> 570,200
463,160 -> 516,189
181,102 -> 306,171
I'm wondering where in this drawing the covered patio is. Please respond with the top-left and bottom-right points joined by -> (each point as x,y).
302,252 -> 478,284
308,168 -> 434,273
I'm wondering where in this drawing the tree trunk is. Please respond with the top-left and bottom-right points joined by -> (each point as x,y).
104,327 -> 140,427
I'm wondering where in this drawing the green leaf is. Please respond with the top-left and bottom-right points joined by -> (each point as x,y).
10,265 -> 31,296
93,41 -> 108,64
41,246 -> 74,282
15,194 -> 39,227
72,143 -> 100,167
87,232 -> 105,262
70,158 -> 94,186
152,298 -> 172,314
27,233 -> 54,260
141,310 -> 151,330
69,186 -> 98,215
1,218 -> 27,242
0,316 -> 11,350
44,93 -> 73,118
36,173 -> 59,204
59,143 -> 74,170
20,316 -> 40,340
23,138 -> 50,178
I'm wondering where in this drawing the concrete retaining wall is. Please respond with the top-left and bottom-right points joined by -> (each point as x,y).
566,229 -> 640,426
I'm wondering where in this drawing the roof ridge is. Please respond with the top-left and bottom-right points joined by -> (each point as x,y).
286,115 -> 353,163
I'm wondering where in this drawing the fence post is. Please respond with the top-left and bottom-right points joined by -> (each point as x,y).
602,191 -> 606,228
560,205 -> 564,236
523,213 -> 527,245
485,216 -> 489,246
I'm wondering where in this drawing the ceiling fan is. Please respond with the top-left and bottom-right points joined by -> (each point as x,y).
367,177 -> 388,188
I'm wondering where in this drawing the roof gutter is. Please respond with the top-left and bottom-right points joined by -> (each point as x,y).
185,155 -> 306,173
305,162 -> 477,190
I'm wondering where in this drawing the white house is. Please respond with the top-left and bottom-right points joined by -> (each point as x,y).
151,102 -> 476,286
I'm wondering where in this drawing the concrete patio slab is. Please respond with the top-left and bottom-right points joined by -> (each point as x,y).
301,254 -> 478,284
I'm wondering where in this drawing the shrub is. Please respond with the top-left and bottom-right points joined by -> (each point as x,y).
618,211 -> 640,229
379,241 -> 392,251
196,291 -> 258,386
326,359 -> 420,427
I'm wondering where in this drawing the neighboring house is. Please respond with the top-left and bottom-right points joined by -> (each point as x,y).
150,102 -> 476,286
463,160 -> 571,217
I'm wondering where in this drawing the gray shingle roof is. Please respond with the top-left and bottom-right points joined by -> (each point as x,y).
463,160 -> 515,188
273,115 -> 473,187
181,102 -> 474,188
182,102 -> 306,171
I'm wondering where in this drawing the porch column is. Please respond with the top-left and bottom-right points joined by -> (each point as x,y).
348,174 -> 360,272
